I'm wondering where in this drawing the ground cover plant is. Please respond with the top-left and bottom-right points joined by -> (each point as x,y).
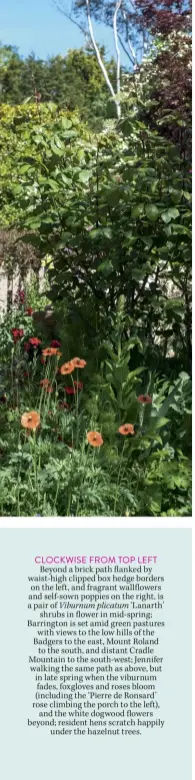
0,8 -> 191,516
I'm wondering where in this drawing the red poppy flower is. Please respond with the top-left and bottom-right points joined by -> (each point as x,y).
137,394 -> 152,404
64,386 -> 76,395
25,307 -> 33,316
45,385 -> 53,393
23,371 -> 29,378
19,290 -> 25,303
74,380 -> 83,391
11,328 -> 24,343
14,289 -> 25,305
24,342 -> 30,352
50,340 -> 61,348
59,401 -> 70,409
29,337 -> 42,347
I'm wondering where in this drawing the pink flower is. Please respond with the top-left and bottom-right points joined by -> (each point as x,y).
14,288 -> 25,305
64,386 -> 76,395
137,394 -> 152,404
11,328 -> 24,343
28,337 -> 42,347
74,380 -> 83,391
19,291 -> 25,303
25,307 -> 33,316
50,339 -> 61,348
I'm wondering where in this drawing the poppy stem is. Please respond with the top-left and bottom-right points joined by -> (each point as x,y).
53,479 -> 60,514
27,369 -> 31,403
139,406 -> 144,429
16,463 -> 22,516
16,379 -> 19,410
67,487 -> 72,516
39,358 -> 52,416
11,347 -> 14,406
76,369 -> 79,447
114,440 -> 126,514
76,370 -> 79,411
30,431 -> 39,509
76,440 -> 88,515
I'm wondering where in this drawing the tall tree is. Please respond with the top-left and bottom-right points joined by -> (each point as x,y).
131,30 -> 192,155
56,0 -> 191,117
0,43 -> 116,120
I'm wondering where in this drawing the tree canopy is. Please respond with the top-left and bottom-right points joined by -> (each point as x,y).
0,42 -> 116,120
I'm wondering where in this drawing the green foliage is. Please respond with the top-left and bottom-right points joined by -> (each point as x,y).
0,43 -> 116,122
23,270 -> 50,310
4,98 -> 190,375
129,31 -> 191,155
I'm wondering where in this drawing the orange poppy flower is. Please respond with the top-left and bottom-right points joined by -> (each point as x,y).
137,394 -> 152,404
45,385 -> 53,393
118,424 -> 135,436
40,378 -> 50,387
87,431 -> 103,447
60,361 -> 75,375
72,357 -> 87,369
42,347 -> 61,357
21,411 -> 40,430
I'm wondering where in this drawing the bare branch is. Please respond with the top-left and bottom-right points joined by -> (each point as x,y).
122,8 -> 137,63
113,0 -> 123,114
55,0 -> 122,118
55,2 -> 87,36
118,32 -> 135,66
85,0 -> 121,119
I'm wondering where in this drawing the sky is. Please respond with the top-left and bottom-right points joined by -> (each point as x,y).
0,0 -> 128,64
